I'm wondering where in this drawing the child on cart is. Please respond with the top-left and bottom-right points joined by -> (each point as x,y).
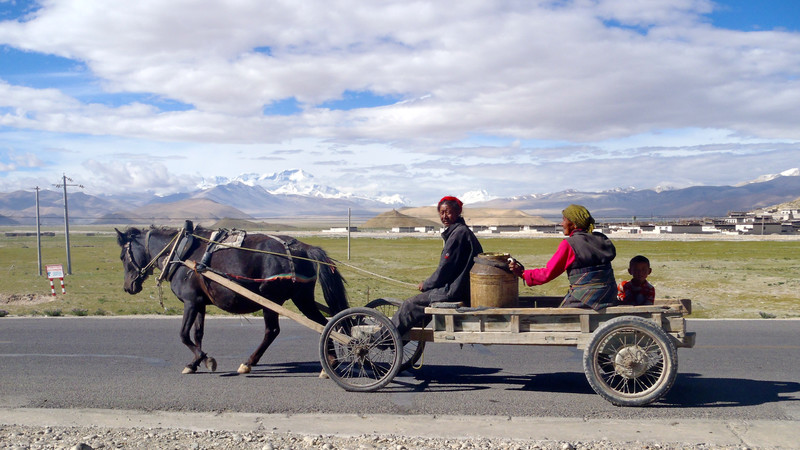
617,255 -> 655,305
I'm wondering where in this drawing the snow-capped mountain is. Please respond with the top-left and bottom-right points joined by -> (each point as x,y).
201,169 -> 407,204
3,168 -> 800,225
204,169 -> 345,199
737,168 -> 800,186
459,190 -> 497,204
375,193 -> 409,205
473,168 -> 800,217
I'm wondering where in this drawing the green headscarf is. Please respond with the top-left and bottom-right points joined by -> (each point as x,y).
562,204 -> 595,232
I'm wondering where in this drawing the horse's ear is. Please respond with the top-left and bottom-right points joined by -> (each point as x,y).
115,228 -> 127,246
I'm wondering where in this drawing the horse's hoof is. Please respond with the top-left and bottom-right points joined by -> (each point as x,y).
182,367 -> 196,374
319,369 -> 329,379
205,357 -> 217,372
237,363 -> 251,374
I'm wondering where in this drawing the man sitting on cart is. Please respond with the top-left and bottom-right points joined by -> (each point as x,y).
508,204 -> 618,310
392,195 -> 484,336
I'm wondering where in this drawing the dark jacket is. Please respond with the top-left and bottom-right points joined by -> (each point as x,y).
562,230 -> 617,310
565,230 -> 616,275
421,218 -> 483,302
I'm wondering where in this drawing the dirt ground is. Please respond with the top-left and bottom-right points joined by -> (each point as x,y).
0,293 -> 57,306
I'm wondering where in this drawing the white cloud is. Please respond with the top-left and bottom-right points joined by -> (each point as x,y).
82,159 -> 200,194
0,0 -> 798,204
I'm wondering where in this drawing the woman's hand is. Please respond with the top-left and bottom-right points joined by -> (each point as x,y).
508,259 -> 525,277
417,282 -> 424,291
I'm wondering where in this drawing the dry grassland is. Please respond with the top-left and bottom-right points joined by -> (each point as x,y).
1,229 -> 798,319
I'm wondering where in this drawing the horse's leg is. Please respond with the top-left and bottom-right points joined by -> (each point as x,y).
179,300 -> 209,374
192,303 -> 216,372
237,309 -> 280,374
292,285 -> 328,327
292,286 -> 335,378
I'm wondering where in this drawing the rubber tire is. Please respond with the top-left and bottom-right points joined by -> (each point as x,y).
365,298 -> 426,372
583,315 -> 678,406
319,307 -> 402,392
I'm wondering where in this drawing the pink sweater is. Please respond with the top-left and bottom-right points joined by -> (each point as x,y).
522,238 -> 576,286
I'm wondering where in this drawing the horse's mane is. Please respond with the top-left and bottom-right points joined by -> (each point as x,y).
121,224 -> 214,238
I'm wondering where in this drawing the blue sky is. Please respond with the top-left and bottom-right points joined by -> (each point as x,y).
1,0 -> 799,206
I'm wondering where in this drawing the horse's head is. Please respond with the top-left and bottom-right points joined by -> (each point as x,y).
115,227 -> 152,294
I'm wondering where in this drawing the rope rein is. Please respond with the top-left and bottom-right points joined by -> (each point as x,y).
333,259 -> 417,289
133,231 -> 418,295
139,230 -> 181,277
192,233 -> 418,289
192,234 -> 336,266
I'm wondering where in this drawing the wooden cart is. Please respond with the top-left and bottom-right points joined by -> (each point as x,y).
320,296 -> 695,407
186,262 -> 694,406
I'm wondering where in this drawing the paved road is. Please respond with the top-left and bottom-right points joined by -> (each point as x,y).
1,317 -> 798,419
1,317 -> 799,447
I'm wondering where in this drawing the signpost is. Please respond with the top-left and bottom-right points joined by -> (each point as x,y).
46,264 -> 66,296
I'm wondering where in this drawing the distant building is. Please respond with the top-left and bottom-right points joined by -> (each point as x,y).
324,227 -> 358,233
523,224 -> 560,233
736,222 -> 789,235
653,224 -> 704,234
725,212 -> 751,224
390,227 -> 415,233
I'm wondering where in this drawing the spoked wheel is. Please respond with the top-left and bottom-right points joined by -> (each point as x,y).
583,316 -> 678,406
365,298 -> 426,372
319,307 -> 402,392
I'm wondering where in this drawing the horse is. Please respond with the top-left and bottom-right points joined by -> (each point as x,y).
115,224 -> 349,374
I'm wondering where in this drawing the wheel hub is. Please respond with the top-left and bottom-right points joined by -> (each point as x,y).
613,346 -> 650,379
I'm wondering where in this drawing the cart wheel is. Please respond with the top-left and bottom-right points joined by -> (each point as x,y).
365,298 -> 426,372
583,315 -> 678,406
319,307 -> 402,392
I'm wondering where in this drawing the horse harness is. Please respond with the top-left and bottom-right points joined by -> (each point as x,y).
126,228 -> 182,283
126,222 -> 313,307
191,230 -> 302,306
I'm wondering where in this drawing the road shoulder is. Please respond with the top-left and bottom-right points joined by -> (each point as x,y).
2,407 -> 798,448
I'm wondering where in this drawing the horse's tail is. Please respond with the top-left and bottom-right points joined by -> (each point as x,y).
307,247 -> 349,314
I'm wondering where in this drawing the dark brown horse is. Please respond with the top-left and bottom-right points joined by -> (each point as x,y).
116,225 -> 348,374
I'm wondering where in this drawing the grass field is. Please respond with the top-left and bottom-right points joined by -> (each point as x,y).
1,229 -> 798,319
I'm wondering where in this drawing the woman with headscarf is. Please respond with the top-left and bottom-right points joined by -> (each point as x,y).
508,204 -> 618,309
392,196 -> 483,336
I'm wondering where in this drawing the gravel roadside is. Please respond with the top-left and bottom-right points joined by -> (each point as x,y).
0,423 -> 747,450
3,408 -> 789,449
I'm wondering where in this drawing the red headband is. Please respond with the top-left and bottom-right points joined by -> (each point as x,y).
438,196 -> 463,209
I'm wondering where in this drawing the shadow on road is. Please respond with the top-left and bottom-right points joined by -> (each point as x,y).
225,362 -> 800,409
387,366 -> 800,408
217,361 -> 323,378
660,373 -> 800,407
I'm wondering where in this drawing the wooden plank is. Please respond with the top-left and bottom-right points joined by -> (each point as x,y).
407,328 -> 433,342
667,316 -> 685,333
651,312 -> 663,325
432,331 -> 583,346
681,332 -> 697,348
183,260 -> 350,344
580,314 -> 591,333
425,306 -> 589,315
425,304 -> 680,316
510,315 -> 520,333
654,298 -> 692,314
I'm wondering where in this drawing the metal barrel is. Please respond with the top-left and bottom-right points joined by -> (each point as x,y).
469,252 -> 518,308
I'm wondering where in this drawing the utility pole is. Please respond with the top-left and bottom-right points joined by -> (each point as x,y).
347,207 -> 351,260
53,174 -> 83,275
34,186 -> 42,276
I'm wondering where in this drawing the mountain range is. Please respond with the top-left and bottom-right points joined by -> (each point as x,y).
1,168 -> 798,226
473,168 -> 800,219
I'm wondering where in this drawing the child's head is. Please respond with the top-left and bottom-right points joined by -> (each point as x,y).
628,255 -> 652,283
